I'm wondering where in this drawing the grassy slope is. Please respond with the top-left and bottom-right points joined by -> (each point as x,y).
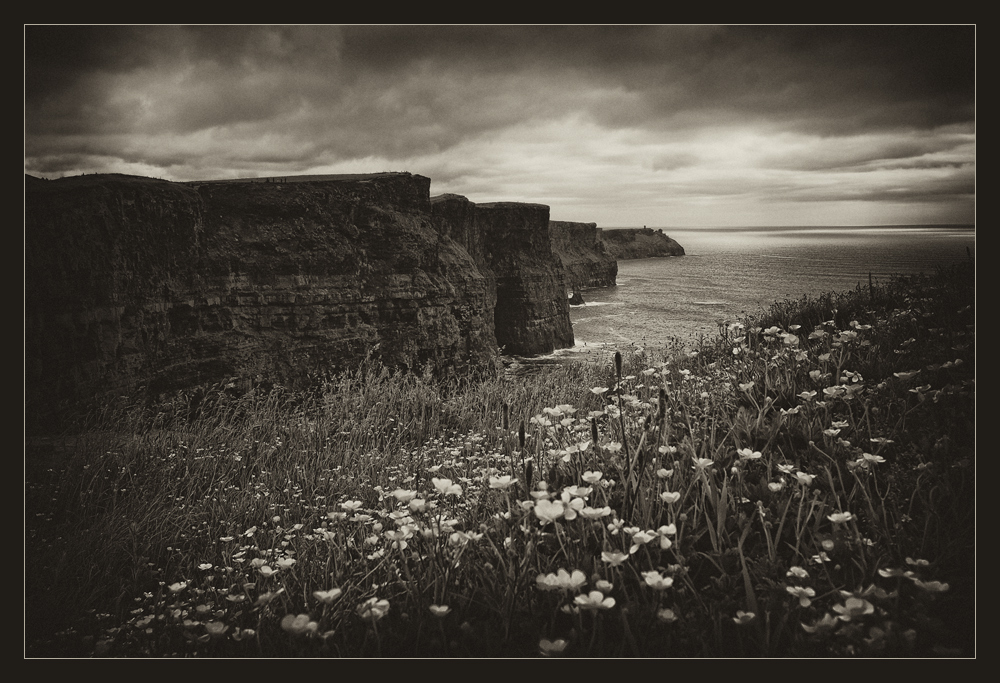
24,262 -> 974,658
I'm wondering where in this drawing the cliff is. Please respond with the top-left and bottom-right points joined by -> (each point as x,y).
548,221 -> 617,291
601,227 -> 686,260
432,195 -> 573,355
25,172 -> 575,427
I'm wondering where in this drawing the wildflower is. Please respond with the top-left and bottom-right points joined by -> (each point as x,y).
431,478 -> 463,497
582,470 -> 603,483
406,499 -> 428,513
562,485 -> 593,499
692,457 -> 714,471
832,597 -> 874,621
537,568 -> 588,592
768,480 -> 784,492
281,613 -> 319,635
595,579 -> 614,592
340,500 -> 364,512
822,428 -> 841,437
787,585 -> 816,607
912,579 -> 949,593
787,566 -> 810,579
579,505 -> 612,520
794,471 -> 815,486
737,447 -> 762,460
205,621 -> 228,638
530,415 -> 552,428
276,557 -> 297,569
738,382 -> 755,392
733,610 -> 756,625
777,463 -> 795,474
539,638 -> 569,656
356,597 -> 390,623
391,489 -> 418,503
429,604 -> 452,618
657,608 -> 678,624
534,499 -> 565,525
642,570 -> 674,590
823,385 -> 845,399
604,441 -> 622,453
801,612 -> 839,634
313,588 -> 343,604
384,528 -> 412,550
780,406 -> 801,416
861,453 -> 886,464
905,557 -> 930,567
489,475 -> 517,490
660,490 -> 681,504
632,529 -> 658,549
656,468 -> 674,479
828,511 -> 854,524
601,551 -> 629,567
590,387 -> 609,395
198,563 -> 213,571
258,565 -> 278,577
575,590 -> 616,611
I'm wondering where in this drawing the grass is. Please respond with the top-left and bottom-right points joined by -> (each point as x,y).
24,262 -> 974,658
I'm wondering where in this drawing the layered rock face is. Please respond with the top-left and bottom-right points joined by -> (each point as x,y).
548,221 -> 618,291
431,196 -> 573,356
27,172 -> 576,424
601,227 -> 686,260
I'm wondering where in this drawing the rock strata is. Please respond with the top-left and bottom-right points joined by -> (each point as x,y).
25,172 -> 577,427
548,220 -> 618,291
432,196 -> 573,356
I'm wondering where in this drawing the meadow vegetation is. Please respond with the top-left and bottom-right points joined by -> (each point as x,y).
25,263 -> 974,657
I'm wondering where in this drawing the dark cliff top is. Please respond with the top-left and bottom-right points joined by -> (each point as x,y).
24,171 -> 428,191
550,220 -> 599,229
477,201 -> 550,210
26,173 -> 174,192
183,172 -> 427,186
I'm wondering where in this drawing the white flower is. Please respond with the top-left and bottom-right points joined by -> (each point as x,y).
533,499 -> 565,525
431,477 -> 463,497
488,475 -> 517,490
642,570 -> 674,590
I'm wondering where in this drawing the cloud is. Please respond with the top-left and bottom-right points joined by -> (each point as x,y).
24,25 -> 975,226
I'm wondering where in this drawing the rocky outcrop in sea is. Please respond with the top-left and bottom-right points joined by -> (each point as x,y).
600,227 -> 686,260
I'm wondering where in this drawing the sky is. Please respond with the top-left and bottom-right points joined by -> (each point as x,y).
24,25 -> 976,228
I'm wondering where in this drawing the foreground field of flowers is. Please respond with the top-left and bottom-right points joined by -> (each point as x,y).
25,263 -> 974,657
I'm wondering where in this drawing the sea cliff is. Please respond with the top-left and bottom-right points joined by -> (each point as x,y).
548,221 -> 618,291
601,227 -> 686,260
25,172 -> 577,425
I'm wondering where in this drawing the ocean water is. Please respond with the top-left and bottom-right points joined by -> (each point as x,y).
549,225 -> 975,363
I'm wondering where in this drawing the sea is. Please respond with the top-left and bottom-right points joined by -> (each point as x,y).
531,224 -> 975,368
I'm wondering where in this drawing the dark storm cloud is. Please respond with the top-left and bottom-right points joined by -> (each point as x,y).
24,24 -> 975,226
